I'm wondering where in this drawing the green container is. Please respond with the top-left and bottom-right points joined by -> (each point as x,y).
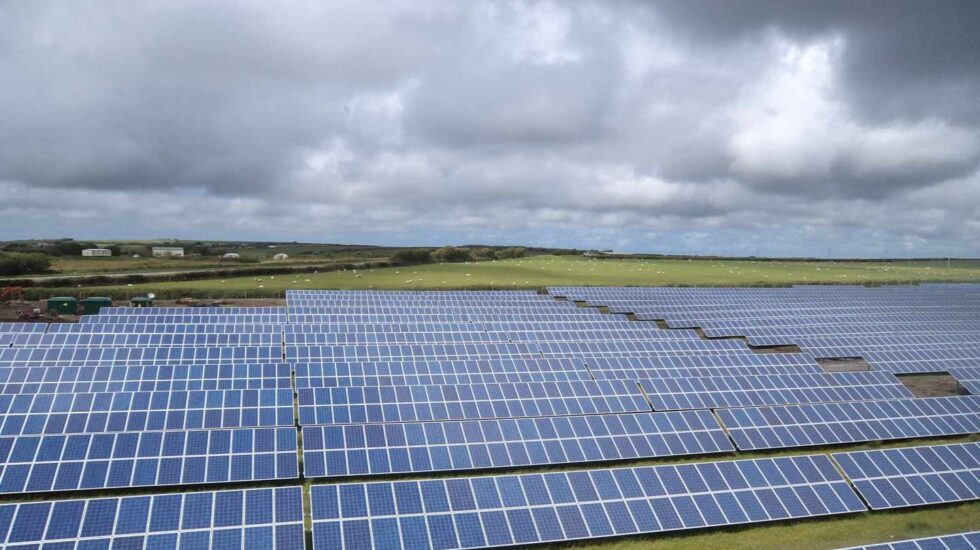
130,296 -> 154,308
81,297 -> 113,315
47,296 -> 78,315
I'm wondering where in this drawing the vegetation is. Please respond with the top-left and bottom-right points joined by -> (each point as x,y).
495,246 -> 526,259
431,246 -> 473,262
0,253 -> 51,276
389,249 -> 433,266
24,255 -> 980,299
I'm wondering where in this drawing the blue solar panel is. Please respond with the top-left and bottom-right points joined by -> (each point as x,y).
638,372 -> 912,410
0,362 -> 293,393
0,427 -> 298,493
833,442 -> 980,510
718,396 -> 980,450
839,530 -> 980,549
303,411 -> 732,477
0,486 -> 305,548
310,454 -> 866,549
0,389 -> 294,435
297,380 -> 651,424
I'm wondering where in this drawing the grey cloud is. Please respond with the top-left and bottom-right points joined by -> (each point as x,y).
0,0 -> 978,257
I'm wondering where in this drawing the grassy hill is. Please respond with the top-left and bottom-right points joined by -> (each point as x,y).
45,255 -> 980,299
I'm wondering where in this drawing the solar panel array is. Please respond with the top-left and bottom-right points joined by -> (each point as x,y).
310,454 -> 866,550
840,530 -> 980,549
718,396 -> 980,451
0,486 -> 304,548
0,284 -> 976,549
833,442 -> 980,510
302,410 -> 733,477
550,285 -> 980,375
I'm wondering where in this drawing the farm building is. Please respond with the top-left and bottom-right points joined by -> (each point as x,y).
81,248 -> 112,257
273,253 -> 289,260
151,246 -> 184,257
222,253 -> 241,259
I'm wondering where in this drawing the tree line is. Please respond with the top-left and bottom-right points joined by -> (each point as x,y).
390,246 -> 526,266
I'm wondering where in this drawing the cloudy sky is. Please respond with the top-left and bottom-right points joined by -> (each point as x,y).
2,1 -> 978,257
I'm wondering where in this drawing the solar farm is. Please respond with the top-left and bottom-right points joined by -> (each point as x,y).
0,285 -> 977,549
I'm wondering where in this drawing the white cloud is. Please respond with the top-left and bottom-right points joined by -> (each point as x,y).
728,36 -> 980,192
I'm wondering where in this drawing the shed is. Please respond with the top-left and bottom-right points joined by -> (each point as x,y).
222,253 -> 241,259
152,247 -> 184,257
273,253 -> 289,260
130,296 -> 155,308
47,296 -> 78,315
80,297 -> 113,315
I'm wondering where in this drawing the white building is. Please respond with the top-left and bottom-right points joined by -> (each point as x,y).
81,248 -> 112,257
273,253 -> 289,260
222,253 -> 241,259
152,246 -> 185,257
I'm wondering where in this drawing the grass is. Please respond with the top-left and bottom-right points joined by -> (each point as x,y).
64,255 -> 980,298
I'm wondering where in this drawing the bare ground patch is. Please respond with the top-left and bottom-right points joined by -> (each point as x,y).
897,373 -> 965,397
817,357 -> 873,372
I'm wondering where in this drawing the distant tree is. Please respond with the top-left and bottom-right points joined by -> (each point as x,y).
0,253 -> 51,276
390,249 -> 433,266
431,246 -> 472,263
494,247 -> 526,259
472,248 -> 495,260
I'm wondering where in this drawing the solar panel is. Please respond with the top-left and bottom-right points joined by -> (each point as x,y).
0,362 -> 293,393
302,411 -> 732,477
0,346 -> 282,365
833,442 -> 980,510
0,486 -> 305,548
951,367 -> 980,395
547,286 -> 980,377
638,372 -> 913,410
717,396 -> 980,451
310,454 -> 865,549
297,380 -> 651,424
838,530 -> 980,549
0,427 -> 298,493
0,389 -> 295,435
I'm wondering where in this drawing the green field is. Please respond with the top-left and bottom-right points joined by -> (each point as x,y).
62,255 -> 980,298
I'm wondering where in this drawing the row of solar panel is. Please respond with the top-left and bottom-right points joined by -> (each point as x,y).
297,380 -> 650,424
5,333 -> 283,347
283,329 -> 699,344
50,323 -> 285,333
0,347 -> 283,365
302,411 -> 732,477
0,486 -> 305,548
293,352 -> 820,378
81,315 -> 288,323
0,427 -> 298,494
311,454 -> 866,550
842,530 -> 980,550
101,307 -> 287,314
834,442 -> 980,510
638,372 -> 912,411
0,395 -> 973,488
286,340 -> 755,361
